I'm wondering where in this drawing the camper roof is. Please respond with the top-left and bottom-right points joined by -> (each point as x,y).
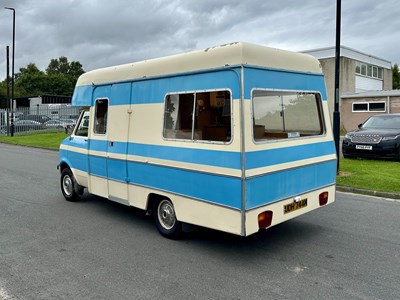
76,42 -> 322,86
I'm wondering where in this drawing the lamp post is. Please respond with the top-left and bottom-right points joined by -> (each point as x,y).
5,7 -> 15,136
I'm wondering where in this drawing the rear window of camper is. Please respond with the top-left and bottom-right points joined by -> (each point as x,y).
163,90 -> 232,143
252,90 -> 324,141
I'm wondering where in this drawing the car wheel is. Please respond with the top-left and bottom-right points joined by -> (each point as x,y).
153,198 -> 182,239
60,168 -> 83,202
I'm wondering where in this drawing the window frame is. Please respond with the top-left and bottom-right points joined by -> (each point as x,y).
250,88 -> 326,144
355,61 -> 383,79
93,98 -> 109,135
73,109 -> 90,138
162,88 -> 233,145
352,101 -> 386,113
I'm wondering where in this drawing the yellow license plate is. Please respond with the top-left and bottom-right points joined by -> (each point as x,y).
284,199 -> 308,214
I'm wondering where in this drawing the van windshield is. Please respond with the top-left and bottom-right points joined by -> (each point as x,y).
74,110 -> 90,137
252,90 -> 324,141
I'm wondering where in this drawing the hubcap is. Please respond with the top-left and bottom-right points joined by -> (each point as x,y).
157,200 -> 176,230
62,175 -> 73,197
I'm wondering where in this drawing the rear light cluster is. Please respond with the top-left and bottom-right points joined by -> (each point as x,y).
319,192 -> 329,206
258,211 -> 273,229
257,192 -> 329,230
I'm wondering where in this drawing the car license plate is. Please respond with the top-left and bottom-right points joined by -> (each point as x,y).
356,145 -> 372,150
284,199 -> 308,214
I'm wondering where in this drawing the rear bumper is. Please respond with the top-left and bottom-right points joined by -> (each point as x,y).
245,184 -> 336,236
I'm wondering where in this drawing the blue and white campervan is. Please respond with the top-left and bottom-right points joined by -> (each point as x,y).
59,42 -> 337,238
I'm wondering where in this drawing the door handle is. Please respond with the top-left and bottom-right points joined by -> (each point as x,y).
109,141 -> 114,147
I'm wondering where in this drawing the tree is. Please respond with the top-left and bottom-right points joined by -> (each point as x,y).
393,64 -> 400,89
46,56 -> 84,78
0,57 -> 84,108
15,63 -> 46,95
46,56 -> 84,95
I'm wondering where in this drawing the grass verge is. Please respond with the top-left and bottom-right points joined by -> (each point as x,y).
0,131 -> 68,149
1,132 -> 399,194
338,158 -> 400,194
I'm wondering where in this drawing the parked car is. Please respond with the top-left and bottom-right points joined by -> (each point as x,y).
45,120 -> 66,129
19,114 -> 52,124
14,120 -> 45,132
342,113 -> 400,160
45,119 -> 76,129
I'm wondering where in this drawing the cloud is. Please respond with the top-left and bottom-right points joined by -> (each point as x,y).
1,0 -> 399,81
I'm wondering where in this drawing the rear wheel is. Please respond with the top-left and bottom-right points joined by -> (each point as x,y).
60,168 -> 82,202
153,198 -> 182,239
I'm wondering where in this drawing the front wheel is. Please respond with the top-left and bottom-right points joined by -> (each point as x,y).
60,168 -> 82,202
153,198 -> 182,239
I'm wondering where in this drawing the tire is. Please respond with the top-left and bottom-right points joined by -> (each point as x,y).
60,168 -> 83,202
153,198 -> 182,239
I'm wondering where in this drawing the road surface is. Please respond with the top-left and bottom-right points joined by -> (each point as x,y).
0,143 -> 399,299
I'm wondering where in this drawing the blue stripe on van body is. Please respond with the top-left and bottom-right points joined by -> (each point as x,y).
126,160 -> 242,209
61,146 -> 242,209
59,148 -> 88,173
245,160 -> 336,210
126,142 -> 241,170
61,147 -> 334,210
72,66 -> 326,107
84,139 -> 242,170
63,138 -> 335,171
72,68 -> 242,106
246,141 -> 336,170
243,67 -> 327,100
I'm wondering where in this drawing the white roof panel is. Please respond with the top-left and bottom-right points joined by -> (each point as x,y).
76,42 -> 322,86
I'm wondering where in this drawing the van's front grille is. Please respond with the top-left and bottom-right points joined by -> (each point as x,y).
350,135 -> 382,144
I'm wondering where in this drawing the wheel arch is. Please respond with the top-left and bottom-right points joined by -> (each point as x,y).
146,193 -> 180,220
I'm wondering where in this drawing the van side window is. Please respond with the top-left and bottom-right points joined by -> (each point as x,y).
252,90 -> 324,141
163,91 -> 231,142
94,99 -> 108,135
75,110 -> 90,137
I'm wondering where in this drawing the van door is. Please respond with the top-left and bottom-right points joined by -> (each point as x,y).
88,97 -> 109,198
106,83 -> 131,204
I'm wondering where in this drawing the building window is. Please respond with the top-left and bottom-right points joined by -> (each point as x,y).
163,90 -> 232,143
355,62 -> 383,79
352,102 -> 386,112
251,90 -> 324,141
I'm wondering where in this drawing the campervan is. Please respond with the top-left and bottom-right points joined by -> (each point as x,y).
58,42 -> 337,238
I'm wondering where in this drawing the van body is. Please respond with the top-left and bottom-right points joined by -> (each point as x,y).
59,42 -> 337,238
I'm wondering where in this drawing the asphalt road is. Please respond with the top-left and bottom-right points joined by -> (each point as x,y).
0,143 -> 399,300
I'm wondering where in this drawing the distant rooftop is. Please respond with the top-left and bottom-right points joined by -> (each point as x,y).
341,90 -> 400,99
302,46 -> 392,69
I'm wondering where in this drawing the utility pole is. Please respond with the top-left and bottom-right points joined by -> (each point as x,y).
6,46 -> 10,135
333,0 -> 341,172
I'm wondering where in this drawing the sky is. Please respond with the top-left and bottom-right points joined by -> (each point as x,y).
1,0 -> 400,80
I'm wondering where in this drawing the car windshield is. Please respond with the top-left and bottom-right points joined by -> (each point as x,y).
362,116 -> 400,129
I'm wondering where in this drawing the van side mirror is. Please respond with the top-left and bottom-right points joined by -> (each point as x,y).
65,125 -> 74,135
358,123 -> 363,129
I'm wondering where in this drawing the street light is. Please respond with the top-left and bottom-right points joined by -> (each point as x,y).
5,7 -> 15,136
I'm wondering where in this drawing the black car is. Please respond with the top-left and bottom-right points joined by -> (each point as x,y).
342,114 -> 400,160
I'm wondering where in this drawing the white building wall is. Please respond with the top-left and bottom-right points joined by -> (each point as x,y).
355,76 -> 383,92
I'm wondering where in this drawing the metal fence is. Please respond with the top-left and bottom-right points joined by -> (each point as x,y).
0,105 -> 83,136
